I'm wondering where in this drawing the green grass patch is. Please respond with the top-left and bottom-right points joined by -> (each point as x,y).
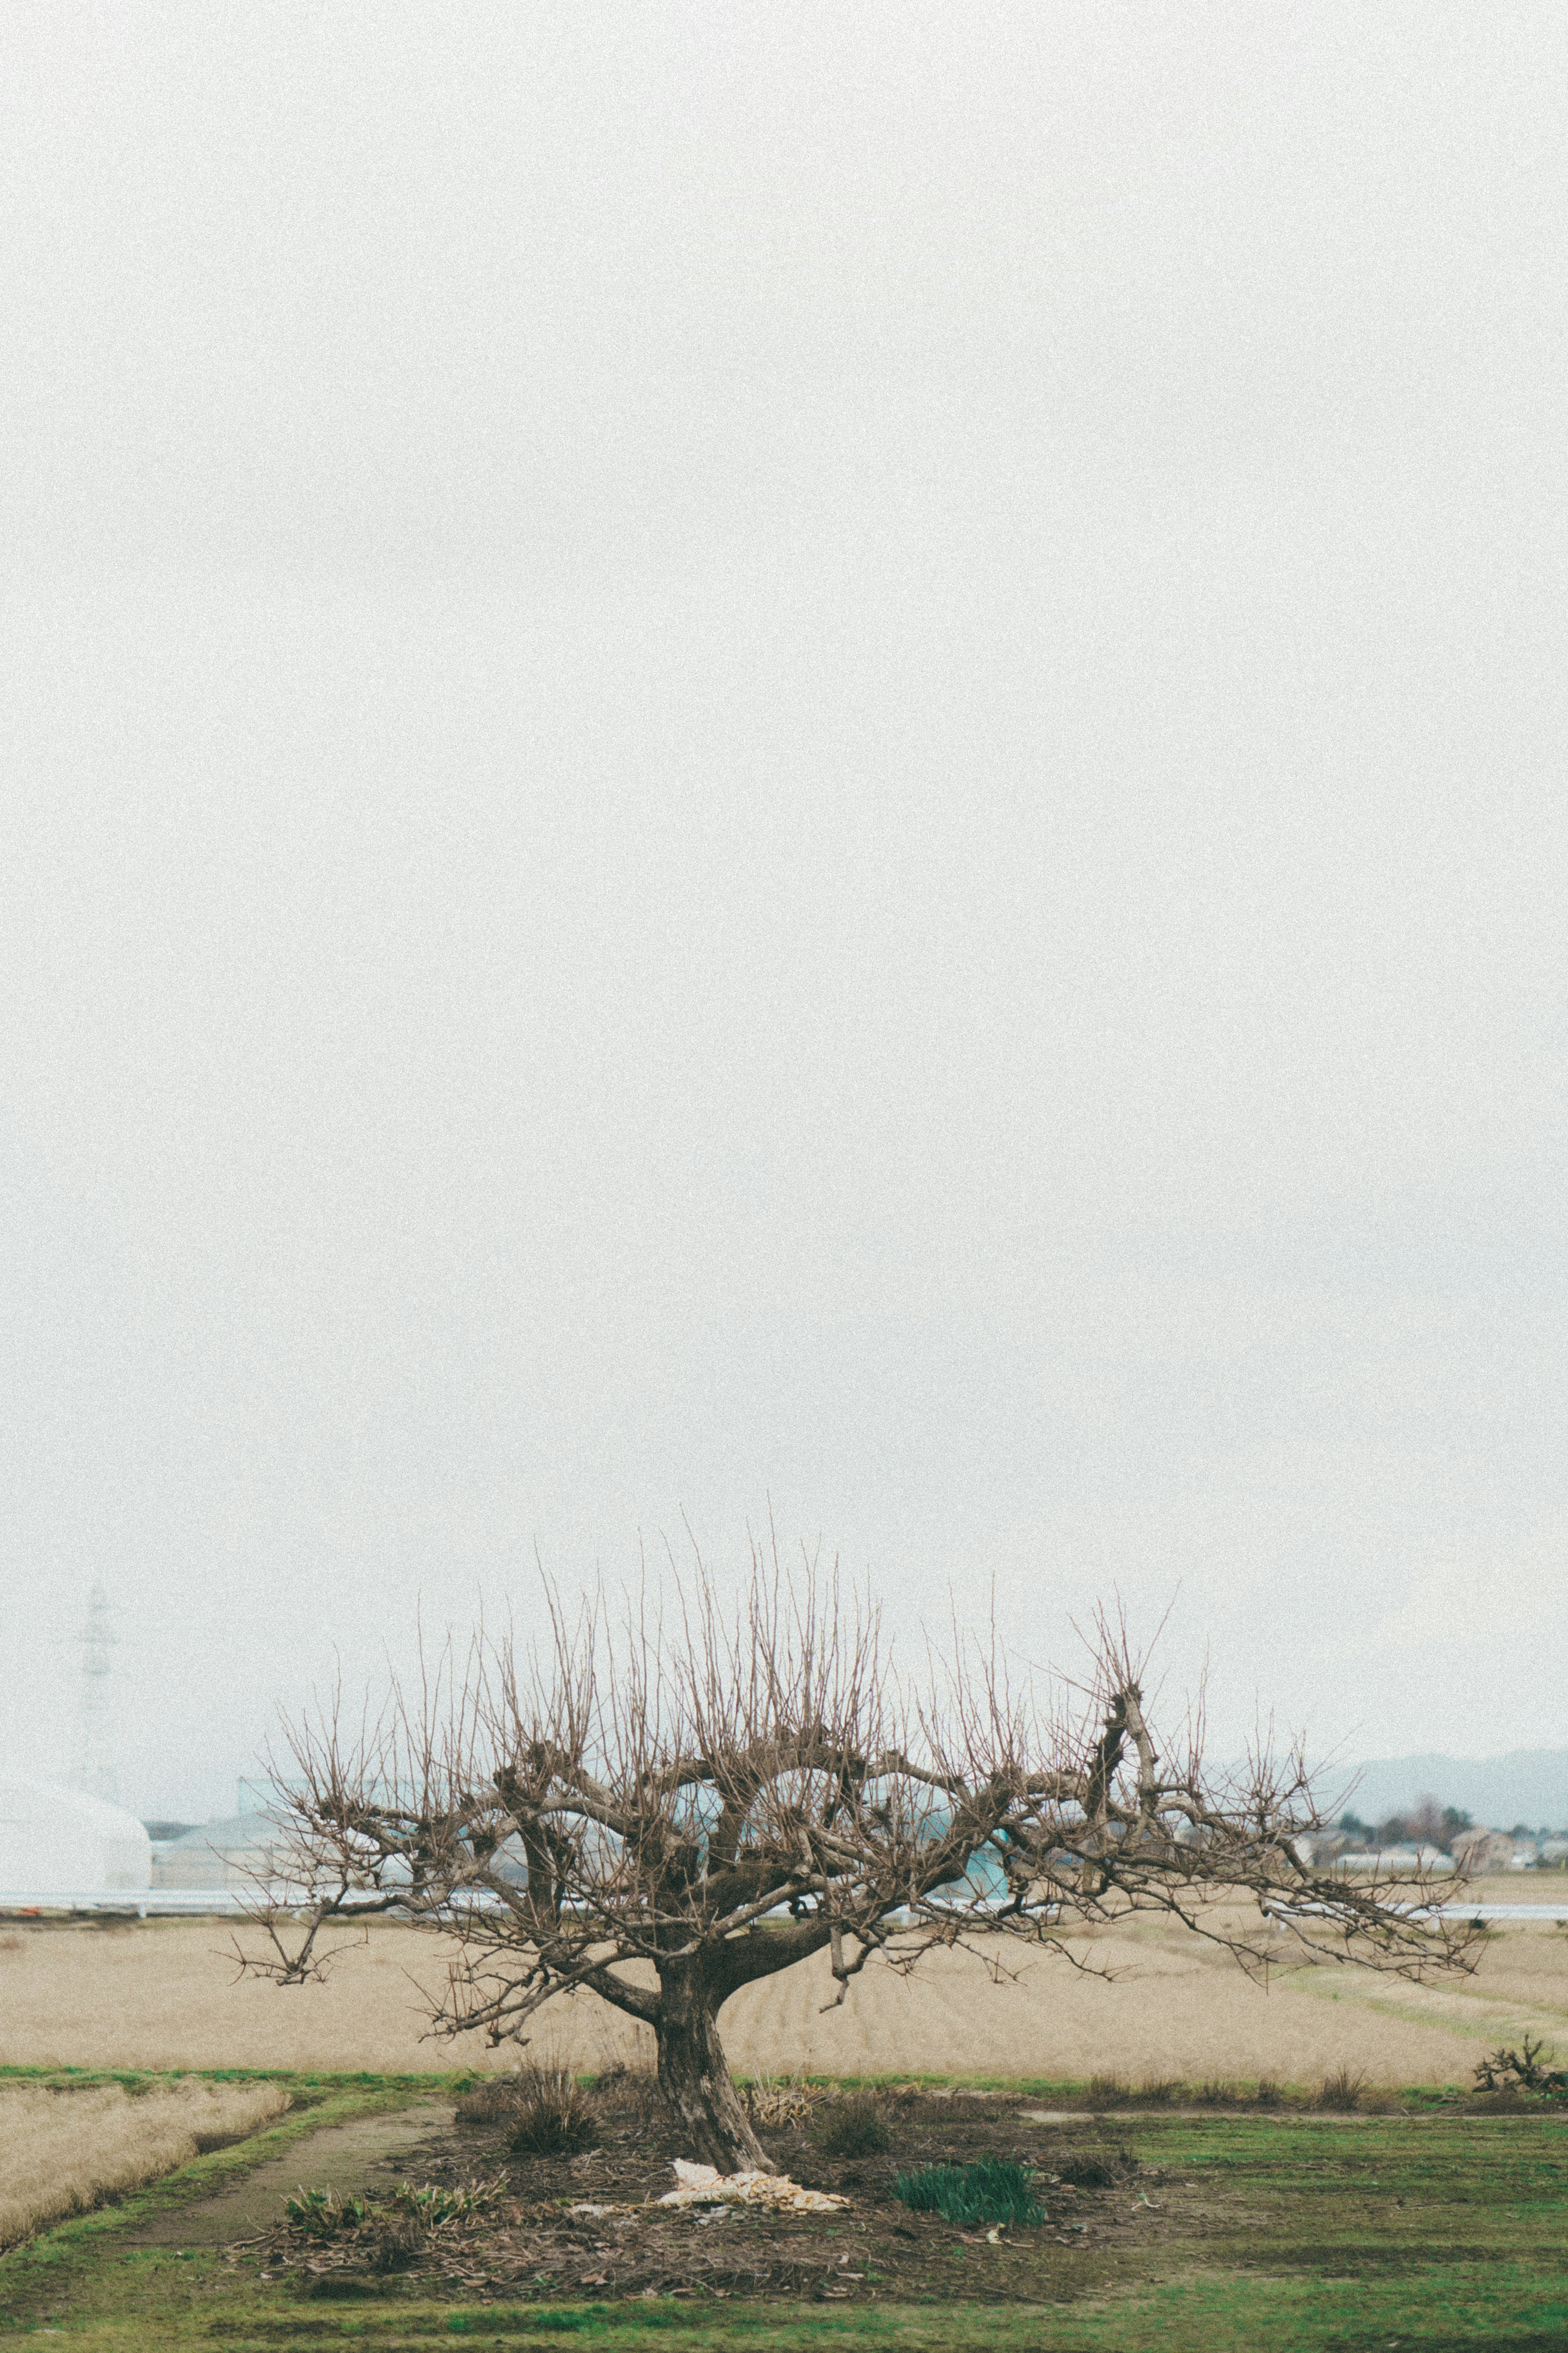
0,2063 -> 479,2094
17,2279 -> 1568,2351
2,2092 -> 1566,2349
729,2066 -> 1474,2108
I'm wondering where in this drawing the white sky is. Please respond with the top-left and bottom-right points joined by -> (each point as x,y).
2,4 -> 1564,1818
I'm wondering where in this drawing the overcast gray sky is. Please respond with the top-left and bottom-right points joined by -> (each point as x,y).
2,4 -> 1564,1819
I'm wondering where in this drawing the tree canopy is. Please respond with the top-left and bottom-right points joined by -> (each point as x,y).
242,1546 -> 1477,2168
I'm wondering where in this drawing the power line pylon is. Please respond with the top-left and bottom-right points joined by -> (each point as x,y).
74,1582 -> 119,1805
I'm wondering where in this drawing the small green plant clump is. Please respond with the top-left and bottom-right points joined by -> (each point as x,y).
282,2177 -> 503,2273
895,2158 -> 1044,2228
283,2187 -> 369,2241
394,2181 -> 497,2230
815,2093 -> 891,2157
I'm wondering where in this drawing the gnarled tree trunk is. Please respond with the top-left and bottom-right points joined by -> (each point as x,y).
653,1959 -> 769,2172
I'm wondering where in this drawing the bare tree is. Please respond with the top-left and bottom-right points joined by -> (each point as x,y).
239,1546 -> 1478,2170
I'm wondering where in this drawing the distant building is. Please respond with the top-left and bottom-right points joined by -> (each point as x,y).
152,1813 -> 283,1889
0,1778 -> 152,1896
1325,1846 -> 1454,1873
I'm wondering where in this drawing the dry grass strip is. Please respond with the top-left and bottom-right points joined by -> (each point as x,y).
0,2079 -> 290,2250
0,1883 -> 1563,2084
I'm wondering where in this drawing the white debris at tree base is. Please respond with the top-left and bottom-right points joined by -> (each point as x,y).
657,2160 -> 848,2213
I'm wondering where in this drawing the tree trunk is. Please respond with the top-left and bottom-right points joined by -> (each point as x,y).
653,1961 -> 770,2172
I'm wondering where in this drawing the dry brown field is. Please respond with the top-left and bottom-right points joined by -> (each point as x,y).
0,2079 -> 289,2250
1,1882 -> 1564,2088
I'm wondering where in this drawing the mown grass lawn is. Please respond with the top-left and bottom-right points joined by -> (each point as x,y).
0,2083 -> 1564,2351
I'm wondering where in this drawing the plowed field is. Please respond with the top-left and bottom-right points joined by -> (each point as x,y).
2,1882 -> 1563,2088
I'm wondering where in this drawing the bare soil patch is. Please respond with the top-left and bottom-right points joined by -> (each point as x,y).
238,2081 -> 1168,2307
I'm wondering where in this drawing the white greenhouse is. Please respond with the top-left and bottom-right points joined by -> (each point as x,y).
0,1777 -> 153,1896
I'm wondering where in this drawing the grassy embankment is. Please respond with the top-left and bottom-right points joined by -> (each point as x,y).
0,2079 -> 292,2250
0,2068 -> 1565,2351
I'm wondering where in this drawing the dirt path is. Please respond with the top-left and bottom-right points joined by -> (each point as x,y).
118,2098 -> 457,2248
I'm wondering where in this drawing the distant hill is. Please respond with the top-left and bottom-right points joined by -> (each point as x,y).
1319,1750 -> 1568,1830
